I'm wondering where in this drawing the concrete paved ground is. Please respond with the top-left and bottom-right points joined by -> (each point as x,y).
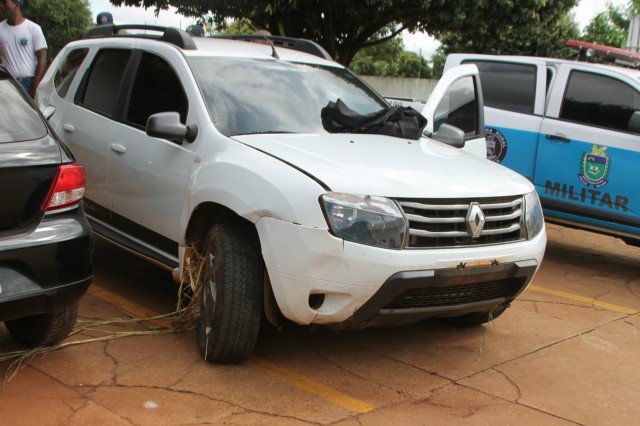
1,223 -> 639,425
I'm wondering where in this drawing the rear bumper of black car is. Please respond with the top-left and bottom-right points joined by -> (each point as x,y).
0,206 -> 93,322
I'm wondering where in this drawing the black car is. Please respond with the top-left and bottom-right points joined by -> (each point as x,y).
0,65 -> 92,346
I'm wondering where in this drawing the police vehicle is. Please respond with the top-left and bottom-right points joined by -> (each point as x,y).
445,53 -> 640,246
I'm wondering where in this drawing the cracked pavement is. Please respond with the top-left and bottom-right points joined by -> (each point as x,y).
1,223 -> 639,425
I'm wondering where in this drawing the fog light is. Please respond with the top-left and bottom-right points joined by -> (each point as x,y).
308,294 -> 325,310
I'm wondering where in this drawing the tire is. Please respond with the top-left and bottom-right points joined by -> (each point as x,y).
196,223 -> 263,363
443,307 -> 507,327
5,302 -> 79,347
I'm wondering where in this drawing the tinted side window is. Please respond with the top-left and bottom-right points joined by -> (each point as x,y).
54,48 -> 88,98
433,76 -> 478,138
81,49 -> 131,117
463,60 -> 536,114
126,52 -> 188,128
560,70 -> 640,134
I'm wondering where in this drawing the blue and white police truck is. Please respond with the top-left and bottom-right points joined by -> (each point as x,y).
444,53 -> 640,246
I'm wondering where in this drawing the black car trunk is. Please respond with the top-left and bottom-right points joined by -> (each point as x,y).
0,139 -> 62,236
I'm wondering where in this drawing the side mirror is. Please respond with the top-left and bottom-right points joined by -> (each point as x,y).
146,111 -> 198,143
429,123 -> 465,148
628,111 -> 640,134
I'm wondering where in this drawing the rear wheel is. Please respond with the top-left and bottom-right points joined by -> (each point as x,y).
196,223 -> 263,363
5,303 -> 79,346
443,307 -> 507,327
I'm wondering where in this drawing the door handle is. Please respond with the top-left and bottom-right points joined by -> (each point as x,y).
546,134 -> 571,142
110,143 -> 127,154
63,123 -> 75,133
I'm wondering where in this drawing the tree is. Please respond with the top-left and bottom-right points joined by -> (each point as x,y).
24,0 -> 93,62
110,0 -> 580,66
433,0 -> 578,66
350,31 -> 431,78
580,4 -> 629,47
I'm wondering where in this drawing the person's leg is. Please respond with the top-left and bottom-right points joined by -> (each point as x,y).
18,77 -> 33,93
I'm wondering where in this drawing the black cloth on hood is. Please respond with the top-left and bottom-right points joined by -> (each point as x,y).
321,99 -> 427,140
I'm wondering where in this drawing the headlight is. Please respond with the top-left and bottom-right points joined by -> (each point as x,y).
524,190 -> 544,239
320,192 -> 407,249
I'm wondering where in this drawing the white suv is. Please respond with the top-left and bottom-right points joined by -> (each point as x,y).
38,25 -> 546,363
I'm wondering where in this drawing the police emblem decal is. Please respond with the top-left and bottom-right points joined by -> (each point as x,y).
485,127 -> 507,163
579,145 -> 610,188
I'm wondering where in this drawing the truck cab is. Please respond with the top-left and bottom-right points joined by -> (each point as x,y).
445,53 -> 640,245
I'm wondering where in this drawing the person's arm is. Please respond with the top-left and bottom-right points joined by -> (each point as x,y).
30,48 -> 47,98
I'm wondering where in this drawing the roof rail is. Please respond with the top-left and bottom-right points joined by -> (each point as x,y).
83,24 -> 197,50
210,34 -> 332,60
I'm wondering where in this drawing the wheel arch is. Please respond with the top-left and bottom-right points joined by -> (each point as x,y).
184,201 -> 282,327
185,201 -> 246,249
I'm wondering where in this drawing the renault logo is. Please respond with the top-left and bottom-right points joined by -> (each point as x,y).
466,202 -> 485,238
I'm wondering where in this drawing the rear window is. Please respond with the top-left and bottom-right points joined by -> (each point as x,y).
462,60 -> 537,114
80,49 -> 131,117
560,70 -> 640,133
54,48 -> 89,98
0,72 -> 47,143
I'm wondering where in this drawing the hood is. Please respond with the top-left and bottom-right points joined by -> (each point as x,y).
232,133 -> 533,198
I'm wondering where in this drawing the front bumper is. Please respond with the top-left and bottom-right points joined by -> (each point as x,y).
257,216 -> 546,326
0,207 -> 93,321
333,260 -> 536,329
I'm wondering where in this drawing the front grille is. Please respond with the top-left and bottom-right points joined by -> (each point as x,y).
397,196 -> 524,248
382,278 -> 526,311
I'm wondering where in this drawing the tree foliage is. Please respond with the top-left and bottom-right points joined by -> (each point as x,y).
110,0 -> 579,66
580,4 -> 629,47
350,32 -> 431,78
23,0 -> 93,62
434,0 -> 578,62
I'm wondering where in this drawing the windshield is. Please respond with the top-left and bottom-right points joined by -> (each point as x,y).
0,72 -> 47,143
189,58 -> 388,136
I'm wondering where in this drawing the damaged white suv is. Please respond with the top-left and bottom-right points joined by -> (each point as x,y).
37,25 -> 546,363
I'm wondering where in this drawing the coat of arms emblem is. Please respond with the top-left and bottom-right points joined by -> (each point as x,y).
579,145 -> 610,188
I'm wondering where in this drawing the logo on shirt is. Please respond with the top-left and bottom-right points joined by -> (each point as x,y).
579,145 -> 610,188
20,37 -> 28,46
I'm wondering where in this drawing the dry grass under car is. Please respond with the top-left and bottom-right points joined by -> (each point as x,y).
0,248 -> 204,387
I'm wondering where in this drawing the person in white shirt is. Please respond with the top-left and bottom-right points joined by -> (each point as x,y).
0,0 -> 47,97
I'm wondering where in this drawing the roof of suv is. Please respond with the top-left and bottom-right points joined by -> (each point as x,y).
82,24 -> 336,65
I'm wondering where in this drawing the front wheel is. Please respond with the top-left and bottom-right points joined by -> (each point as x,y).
5,302 -> 79,347
443,307 -> 507,327
196,223 -> 263,363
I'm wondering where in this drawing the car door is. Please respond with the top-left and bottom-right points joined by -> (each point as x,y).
50,48 -> 133,211
448,55 -> 548,179
107,50 -> 197,259
420,63 -> 486,157
534,64 -> 640,235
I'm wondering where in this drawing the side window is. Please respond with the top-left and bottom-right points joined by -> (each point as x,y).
53,48 -> 88,98
80,49 -> 131,117
126,52 -> 188,129
560,70 -> 640,134
433,75 -> 478,138
464,60 -> 536,114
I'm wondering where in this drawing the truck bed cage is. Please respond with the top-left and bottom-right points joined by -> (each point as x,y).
565,39 -> 640,69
